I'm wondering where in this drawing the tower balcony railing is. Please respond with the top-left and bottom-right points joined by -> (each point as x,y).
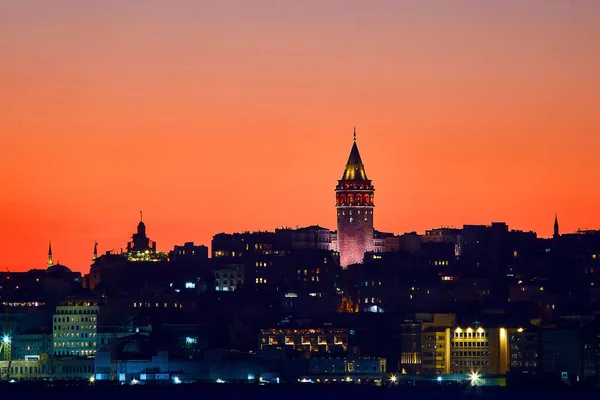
336,203 -> 375,207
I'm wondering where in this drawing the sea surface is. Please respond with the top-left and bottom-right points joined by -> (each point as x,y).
1,386 -> 599,400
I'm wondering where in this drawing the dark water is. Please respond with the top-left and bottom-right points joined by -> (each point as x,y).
1,387 -> 598,400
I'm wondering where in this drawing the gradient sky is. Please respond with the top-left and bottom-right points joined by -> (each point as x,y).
2,0 -> 600,272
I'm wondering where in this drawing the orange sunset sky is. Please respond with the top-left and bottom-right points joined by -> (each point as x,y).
2,1 -> 600,273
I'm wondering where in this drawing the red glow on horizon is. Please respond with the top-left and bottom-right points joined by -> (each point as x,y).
2,1 -> 600,272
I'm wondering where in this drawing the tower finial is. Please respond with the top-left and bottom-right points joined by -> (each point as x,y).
140,210 -> 143,222
353,127 -> 356,141
93,241 -> 98,261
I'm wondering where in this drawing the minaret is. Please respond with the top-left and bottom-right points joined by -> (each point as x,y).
553,213 -> 560,239
47,242 -> 53,267
93,241 -> 98,261
335,128 -> 375,268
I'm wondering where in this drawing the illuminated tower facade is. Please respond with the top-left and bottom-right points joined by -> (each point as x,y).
335,129 -> 374,268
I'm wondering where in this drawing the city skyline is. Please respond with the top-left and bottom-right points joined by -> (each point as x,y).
3,0 -> 600,272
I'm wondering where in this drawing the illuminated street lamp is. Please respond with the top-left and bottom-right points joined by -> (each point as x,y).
1,334 -> 11,362
468,372 -> 481,386
390,374 -> 397,383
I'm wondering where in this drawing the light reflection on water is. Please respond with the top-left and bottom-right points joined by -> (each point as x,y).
27,388 -> 599,400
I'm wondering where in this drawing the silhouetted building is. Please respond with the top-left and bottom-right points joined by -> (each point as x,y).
373,230 -> 399,253
398,232 -> 421,253
126,213 -> 166,262
541,327 -> 582,380
215,264 -> 244,292
212,231 -> 276,258
274,226 -> 333,250
170,242 -> 209,262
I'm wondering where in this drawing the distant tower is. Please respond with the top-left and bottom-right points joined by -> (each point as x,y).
127,211 -> 154,253
93,241 -> 98,261
47,242 -> 53,267
335,128 -> 375,268
553,213 -> 560,239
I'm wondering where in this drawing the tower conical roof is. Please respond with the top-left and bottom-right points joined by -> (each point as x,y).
341,139 -> 368,181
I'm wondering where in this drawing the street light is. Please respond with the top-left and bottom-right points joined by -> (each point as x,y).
468,372 -> 480,386
2,335 -> 10,344
390,374 -> 397,383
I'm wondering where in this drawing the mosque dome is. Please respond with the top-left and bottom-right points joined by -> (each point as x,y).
46,263 -> 72,274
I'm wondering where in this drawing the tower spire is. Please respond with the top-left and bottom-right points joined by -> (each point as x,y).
140,210 -> 143,222
353,127 -> 356,142
554,213 -> 560,239
47,241 -> 53,267
340,134 -> 367,181
93,241 -> 98,261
